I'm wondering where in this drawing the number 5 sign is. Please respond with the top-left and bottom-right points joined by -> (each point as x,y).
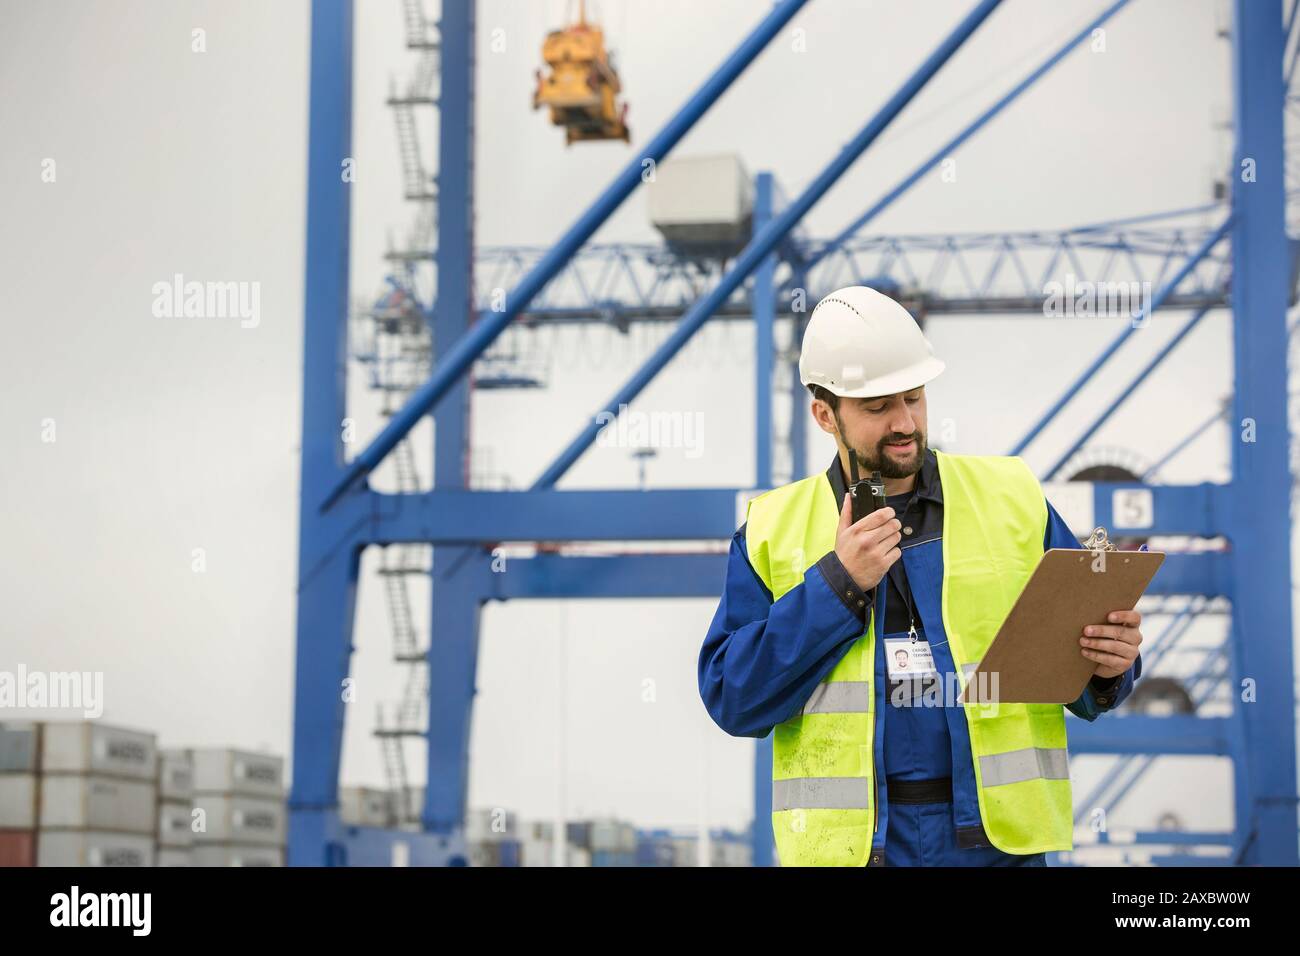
1112,488 -> 1154,529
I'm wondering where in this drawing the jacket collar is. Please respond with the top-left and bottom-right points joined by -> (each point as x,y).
825,445 -> 943,505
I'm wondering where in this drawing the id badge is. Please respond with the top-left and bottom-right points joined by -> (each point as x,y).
885,636 -> 937,680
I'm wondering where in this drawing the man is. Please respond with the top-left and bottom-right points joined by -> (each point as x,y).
698,285 -> 1143,867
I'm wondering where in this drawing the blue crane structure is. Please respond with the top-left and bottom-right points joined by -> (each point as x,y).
291,0 -> 1299,866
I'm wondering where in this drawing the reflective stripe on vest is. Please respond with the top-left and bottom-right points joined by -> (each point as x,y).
979,746 -> 1070,788
801,681 -> 870,715
745,450 -> 1073,865
772,777 -> 872,812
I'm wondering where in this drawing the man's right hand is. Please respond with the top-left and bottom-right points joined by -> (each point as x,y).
834,493 -> 902,591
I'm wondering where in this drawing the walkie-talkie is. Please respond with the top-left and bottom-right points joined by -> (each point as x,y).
848,454 -> 888,524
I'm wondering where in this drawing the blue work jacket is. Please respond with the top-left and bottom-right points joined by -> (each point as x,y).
698,451 -> 1141,850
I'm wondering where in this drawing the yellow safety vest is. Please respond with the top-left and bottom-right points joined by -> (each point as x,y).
744,449 -> 1072,865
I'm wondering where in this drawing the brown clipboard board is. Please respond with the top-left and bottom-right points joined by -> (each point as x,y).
958,548 -> 1165,705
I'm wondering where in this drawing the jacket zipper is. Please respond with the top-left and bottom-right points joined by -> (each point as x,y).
871,590 -> 882,835
873,775 -> 879,834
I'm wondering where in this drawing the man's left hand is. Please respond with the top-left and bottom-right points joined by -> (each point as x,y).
1079,609 -> 1142,679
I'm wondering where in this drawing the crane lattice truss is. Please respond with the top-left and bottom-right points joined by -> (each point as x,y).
291,0 -> 1299,866
463,212 -> 1233,323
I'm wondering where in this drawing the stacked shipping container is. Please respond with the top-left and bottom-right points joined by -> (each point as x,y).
156,750 -> 194,866
184,749 -> 286,866
0,723 -> 289,867
466,807 -> 520,867
0,722 -> 40,866
37,722 -> 158,866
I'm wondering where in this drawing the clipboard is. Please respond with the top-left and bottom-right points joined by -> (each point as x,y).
958,529 -> 1165,705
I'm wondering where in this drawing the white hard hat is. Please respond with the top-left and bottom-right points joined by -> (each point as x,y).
798,286 -> 945,399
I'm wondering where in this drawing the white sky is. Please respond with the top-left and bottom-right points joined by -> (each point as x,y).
0,0 -> 1276,839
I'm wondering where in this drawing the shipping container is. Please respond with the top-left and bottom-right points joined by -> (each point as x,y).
0,774 -> 38,829
157,800 -> 194,848
0,723 -> 39,772
191,843 -> 283,867
403,780 -> 423,816
187,749 -> 283,798
590,849 -> 635,867
635,839 -> 675,867
155,847 -> 192,867
0,829 -> 35,867
40,775 -> 156,833
468,840 -> 499,867
157,751 -> 194,801
521,819 -> 553,842
190,794 -> 285,845
590,819 -> 619,850
565,821 -> 590,848
716,841 -> 752,867
339,786 -> 395,828
518,839 -> 592,867
567,845 -> 591,867
520,836 -> 556,867
466,807 -> 516,842
497,838 -> 521,867
590,818 -> 637,852
40,722 -> 156,781
38,830 -> 154,867
671,838 -> 697,867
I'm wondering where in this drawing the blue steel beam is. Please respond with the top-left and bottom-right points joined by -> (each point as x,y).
1070,202 -> 1227,233
423,0 -> 477,838
431,0 -> 473,494
487,553 -> 730,600
361,537 -> 1224,598
363,481 -> 1227,543
804,0 -> 1132,272
374,531 -> 1227,600
323,0 -> 811,510
1045,306 -> 1216,479
424,544 -> 484,834
1008,217 -> 1232,457
372,488 -> 741,542
289,546 -> 363,866
1087,481 -> 1228,536
532,0 -> 1006,490
290,0 -> 356,867
1068,716 -> 1233,756
337,826 -> 465,867
1141,553 -> 1230,597
754,172 -> 776,489
1227,0 -> 1297,866
1092,830 -> 1236,847
1145,854 -> 1234,866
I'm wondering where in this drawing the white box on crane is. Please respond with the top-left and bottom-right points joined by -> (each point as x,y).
647,154 -> 754,256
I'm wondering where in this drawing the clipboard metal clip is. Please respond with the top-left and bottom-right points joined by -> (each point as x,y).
1082,526 -> 1118,552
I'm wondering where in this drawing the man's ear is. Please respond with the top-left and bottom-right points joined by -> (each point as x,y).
810,399 -> 839,437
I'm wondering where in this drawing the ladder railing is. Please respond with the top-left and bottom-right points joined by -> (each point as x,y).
402,0 -> 439,50
391,101 -> 436,201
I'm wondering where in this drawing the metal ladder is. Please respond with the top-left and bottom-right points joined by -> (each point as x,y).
390,103 -> 437,201
367,0 -> 445,828
376,423 -> 431,823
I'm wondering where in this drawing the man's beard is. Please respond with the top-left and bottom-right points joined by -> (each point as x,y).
843,428 -> 927,480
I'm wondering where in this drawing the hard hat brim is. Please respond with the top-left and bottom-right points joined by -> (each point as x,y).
802,355 -> 946,400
